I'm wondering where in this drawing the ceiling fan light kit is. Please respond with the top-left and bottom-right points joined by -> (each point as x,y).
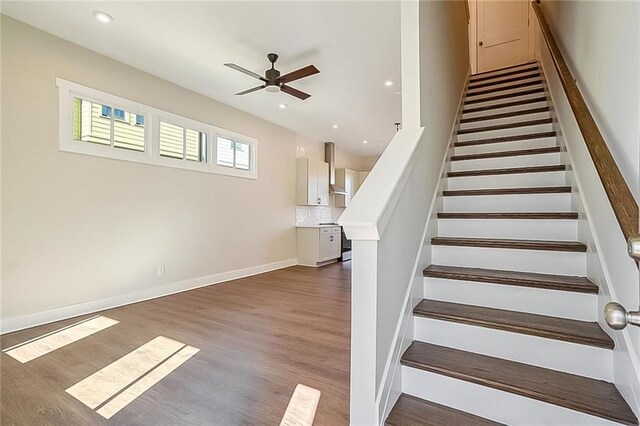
224,53 -> 319,100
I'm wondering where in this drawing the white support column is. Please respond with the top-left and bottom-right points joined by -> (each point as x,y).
350,240 -> 379,426
400,0 -> 421,130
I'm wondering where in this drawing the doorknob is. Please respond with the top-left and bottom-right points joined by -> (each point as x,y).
604,302 -> 640,330
479,41 -> 484,46
628,234 -> 640,260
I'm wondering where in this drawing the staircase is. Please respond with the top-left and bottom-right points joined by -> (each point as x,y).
385,62 -> 639,426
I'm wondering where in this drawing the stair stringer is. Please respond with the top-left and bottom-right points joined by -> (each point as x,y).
538,47 -> 640,418
377,78 -> 468,424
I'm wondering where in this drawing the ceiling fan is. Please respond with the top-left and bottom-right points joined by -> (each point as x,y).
224,53 -> 319,100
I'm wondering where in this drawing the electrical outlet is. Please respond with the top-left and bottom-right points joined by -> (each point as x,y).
263,250 -> 269,259
157,266 -> 165,276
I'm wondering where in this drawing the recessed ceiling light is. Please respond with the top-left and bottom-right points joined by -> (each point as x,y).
332,124 -> 339,129
93,11 -> 113,23
279,103 -> 287,109
363,140 -> 368,144
384,80 -> 394,87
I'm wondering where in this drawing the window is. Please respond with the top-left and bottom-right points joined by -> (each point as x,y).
72,98 -> 145,152
101,105 -> 111,117
217,137 -> 250,170
58,78 -> 258,179
159,121 -> 207,162
114,108 -> 126,121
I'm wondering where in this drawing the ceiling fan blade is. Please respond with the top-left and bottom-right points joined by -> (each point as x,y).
224,63 -> 267,82
235,85 -> 266,95
277,65 -> 319,84
281,85 -> 311,100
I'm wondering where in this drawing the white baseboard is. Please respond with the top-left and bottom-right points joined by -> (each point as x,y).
1,258 -> 298,334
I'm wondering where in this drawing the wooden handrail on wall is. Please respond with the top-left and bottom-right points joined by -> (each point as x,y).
531,2 -> 639,242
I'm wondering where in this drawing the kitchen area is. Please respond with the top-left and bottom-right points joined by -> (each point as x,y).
295,142 -> 374,267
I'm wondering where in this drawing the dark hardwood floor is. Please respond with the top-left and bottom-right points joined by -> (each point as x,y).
1,263 -> 351,425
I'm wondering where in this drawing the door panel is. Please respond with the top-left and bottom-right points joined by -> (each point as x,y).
477,0 -> 530,73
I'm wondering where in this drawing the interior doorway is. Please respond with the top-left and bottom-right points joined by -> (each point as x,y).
468,0 -> 536,74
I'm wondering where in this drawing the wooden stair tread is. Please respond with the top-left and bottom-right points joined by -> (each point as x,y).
448,164 -> 566,178
457,118 -> 553,135
468,72 -> 541,90
464,88 -> 545,106
460,106 -> 550,124
470,64 -> 539,83
401,342 -> 637,425
431,237 -> 587,252
443,186 -> 570,197
438,212 -> 579,220
463,96 -> 548,114
423,264 -> 597,293
414,299 -> 612,348
386,394 -> 503,426
454,131 -> 557,147
451,146 -> 560,161
467,79 -> 543,97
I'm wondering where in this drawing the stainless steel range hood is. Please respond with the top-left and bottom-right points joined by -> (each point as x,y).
324,142 -> 347,195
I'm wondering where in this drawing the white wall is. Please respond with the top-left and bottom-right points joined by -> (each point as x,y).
531,8 -> 640,416
1,16 -> 361,331
540,1 -> 640,201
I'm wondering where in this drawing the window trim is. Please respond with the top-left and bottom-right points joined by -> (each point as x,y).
57,78 -> 258,179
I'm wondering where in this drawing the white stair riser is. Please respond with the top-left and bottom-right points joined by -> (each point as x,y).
466,84 -> 544,102
432,245 -> 586,275
462,100 -> 548,120
464,92 -> 547,110
450,152 -> 561,171
443,193 -> 571,212
438,219 -> 577,240
446,170 -> 567,190
454,136 -> 557,155
402,368 -> 619,426
471,64 -> 539,81
459,111 -> 551,131
457,123 -> 554,142
424,277 -> 597,321
413,317 -> 612,381
468,75 -> 543,94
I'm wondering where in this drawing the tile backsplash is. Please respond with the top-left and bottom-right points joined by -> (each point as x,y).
296,205 -> 345,226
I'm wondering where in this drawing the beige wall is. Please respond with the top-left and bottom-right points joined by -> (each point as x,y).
0,16 -> 331,325
419,0 -> 469,129
541,1 -> 640,201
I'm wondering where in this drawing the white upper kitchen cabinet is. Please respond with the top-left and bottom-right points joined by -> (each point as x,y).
296,158 -> 329,206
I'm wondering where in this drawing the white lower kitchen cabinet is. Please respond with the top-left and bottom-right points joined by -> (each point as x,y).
296,226 -> 342,267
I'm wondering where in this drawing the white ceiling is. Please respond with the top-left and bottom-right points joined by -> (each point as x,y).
2,1 -> 401,157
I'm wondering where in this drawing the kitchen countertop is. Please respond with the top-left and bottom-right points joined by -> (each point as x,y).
296,224 -> 340,228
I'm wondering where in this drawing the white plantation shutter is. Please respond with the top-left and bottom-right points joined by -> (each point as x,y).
160,121 -> 207,162
216,137 -> 235,167
235,141 -> 250,170
216,136 -> 251,170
